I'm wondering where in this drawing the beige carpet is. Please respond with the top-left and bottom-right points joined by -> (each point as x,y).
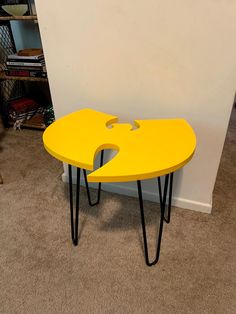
0,109 -> 235,314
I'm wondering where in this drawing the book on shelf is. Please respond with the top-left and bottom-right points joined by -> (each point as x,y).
6,61 -> 45,67
6,58 -> 45,63
7,57 -> 44,63
7,53 -> 44,61
5,69 -> 47,78
6,65 -> 46,71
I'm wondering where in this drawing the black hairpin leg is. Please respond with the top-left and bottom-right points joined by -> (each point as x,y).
83,150 -> 104,206
137,174 -> 172,266
68,164 -> 81,246
158,173 -> 174,223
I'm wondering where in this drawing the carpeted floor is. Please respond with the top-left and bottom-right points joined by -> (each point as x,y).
0,108 -> 235,314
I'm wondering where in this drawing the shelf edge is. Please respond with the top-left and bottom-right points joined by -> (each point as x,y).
0,15 -> 37,21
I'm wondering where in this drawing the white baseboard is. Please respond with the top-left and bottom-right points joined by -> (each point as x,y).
62,173 -> 212,214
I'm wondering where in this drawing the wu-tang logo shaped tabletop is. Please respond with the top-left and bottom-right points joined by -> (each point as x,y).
43,108 -> 196,266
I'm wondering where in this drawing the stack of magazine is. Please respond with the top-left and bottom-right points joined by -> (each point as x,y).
5,52 -> 47,78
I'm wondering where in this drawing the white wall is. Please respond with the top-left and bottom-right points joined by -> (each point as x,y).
35,0 -> 236,213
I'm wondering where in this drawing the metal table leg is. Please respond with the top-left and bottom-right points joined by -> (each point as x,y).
137,173 -> 174,266
68,162 -> 174,266
67,150 -> 104,245
83,150 -> 104,206
68,164 -> 80,246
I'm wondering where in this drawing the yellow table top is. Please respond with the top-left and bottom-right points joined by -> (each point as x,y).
43,108 -> 196,182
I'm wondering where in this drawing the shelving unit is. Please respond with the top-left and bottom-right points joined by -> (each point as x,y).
0,14 -> 51,130
0,15 -> 37,21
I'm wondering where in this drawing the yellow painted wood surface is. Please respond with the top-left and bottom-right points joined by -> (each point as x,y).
43,108 -> 196,182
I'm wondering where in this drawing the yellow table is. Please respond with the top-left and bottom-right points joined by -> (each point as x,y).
43,108 -> 196,266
